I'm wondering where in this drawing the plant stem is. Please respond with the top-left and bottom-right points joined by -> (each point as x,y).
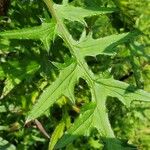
43,0 -> 94,83
43,0 -> 75,55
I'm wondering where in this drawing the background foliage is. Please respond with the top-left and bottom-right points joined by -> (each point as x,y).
0,0 -> 150,149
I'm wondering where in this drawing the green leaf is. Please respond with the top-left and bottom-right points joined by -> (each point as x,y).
26,60 -> 78,122
55,75 -> 150,149
0,22 -> 55,50
54,4 -> 116,24
55,102 -> 96,149
0,126 -> 9,131
96,78 -> 150,107
25,1 -> 150,149
91,84 -> 115,138
0,67 -> 5,80
88,138 -> 103,149
0,137 -> 16,150
0,106 -> 7,113
49,121 -> 65,150
76,31 -> 139,57
1,61 -> 40,98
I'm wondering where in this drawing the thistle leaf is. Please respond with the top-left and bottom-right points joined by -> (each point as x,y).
26,60 -> 78,122
0,22 -> 55,51
76,31 -> 139,57
96,78 -> 150,107
23,1 -> 150,149
55,78 -> 150,148
54,4 -> 116,24
55,102 -> 96,149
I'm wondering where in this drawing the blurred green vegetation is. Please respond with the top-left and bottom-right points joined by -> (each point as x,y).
0,0 -> 150,149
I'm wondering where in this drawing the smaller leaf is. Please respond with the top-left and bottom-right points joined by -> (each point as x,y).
0,106 -> 7,113
0,67 -> 5,79
55,102 -> 96,149
0,137 -> 16,150
76,31 -> 140,57
1,61 -> 40,98
26,61 -> 77,122
0,22 -> 55,51
54,4 -> 116,24
49,122 -> 65,150
88,138 -> 103,149
96,78 -> 150,106
0,126 -> 9,131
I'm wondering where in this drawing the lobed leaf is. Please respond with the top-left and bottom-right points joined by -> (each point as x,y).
55,74 -> 150,149
54,4 -> 116,24
0,22 -> 55,50
76,31 -> 140,57
24,1 -> 150,149
91,84 -> 115,138
96,78 -> 150,107
55,102 -> 96,149
26,60 -> 78,122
